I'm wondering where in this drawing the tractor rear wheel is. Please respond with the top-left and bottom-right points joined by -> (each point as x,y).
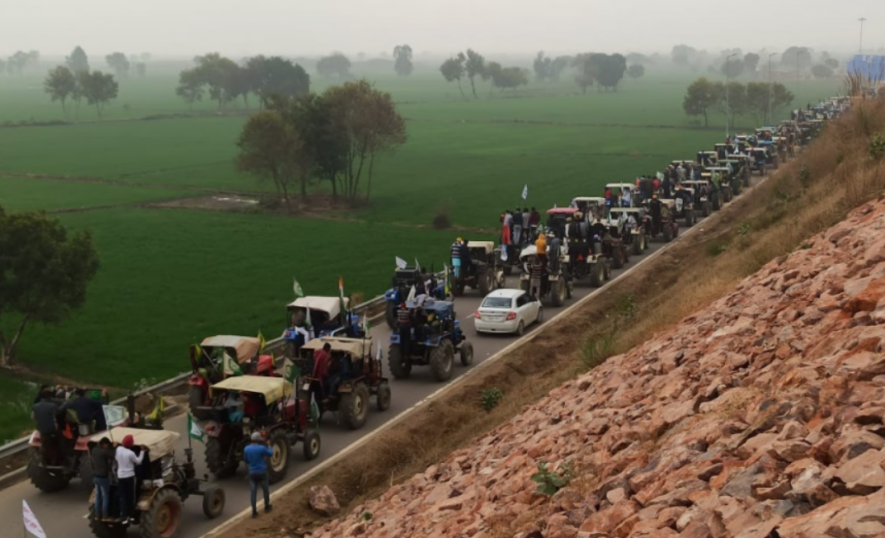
429,340 -> 455,382
205,437 -> 238,480
552,275 -> 567,306
478,269 -> 492,296
387,344 -> 411,379
202,485 -> 225,519
28,449 -> 70,492
302,430 -> 321,461
140,488 -> 182,538
266,429 -> 290,484
686,209 -> 695,227
385,302 -> 397,330
612,247 -> 624,269
631,235 -> 642,256
459,341 -> 474,366
342,383 -> 370,430
376,383 -> 392,411
663,223 -> 673,243
589,263 -> 603,288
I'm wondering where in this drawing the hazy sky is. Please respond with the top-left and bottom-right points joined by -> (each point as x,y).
5,0 -> 883,59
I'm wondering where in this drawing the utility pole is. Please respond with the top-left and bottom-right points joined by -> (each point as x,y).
726,52 -> 738,139
768,53 -> 778,125
859,17 -> 867,55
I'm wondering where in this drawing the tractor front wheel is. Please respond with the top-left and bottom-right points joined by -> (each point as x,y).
552,275 -> 567,306
459,341 -> 474,366
376,383 -> 392,411
387,344 -> 411,379
302,430 -> 321,461
342,383 -> 370,430
202,485 -> 226,519
478,270 -> 492,296
140,488 -> 182,538
266,429 -> 290,484
429,340 -> 455,382
205,437 -> 238,480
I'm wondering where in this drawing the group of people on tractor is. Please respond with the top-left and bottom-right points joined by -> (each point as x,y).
500,207 -> 542,260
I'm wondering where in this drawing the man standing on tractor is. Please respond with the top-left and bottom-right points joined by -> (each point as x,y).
512,208 -> 523,246
451,237 -> 464,279
62,388 -> 108,433
91,437 -> 115,521
32,389 -> 60,446
529,207 -> 541,237
312,342 -> 333,397
116,434 -> 148,524
244,432 -> 274,519
649,194 -> 663,235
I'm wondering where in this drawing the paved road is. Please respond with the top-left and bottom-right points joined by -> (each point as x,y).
0,212 -> 715,538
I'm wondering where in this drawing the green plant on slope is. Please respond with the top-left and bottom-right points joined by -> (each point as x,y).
531,461 -> 574,496
480,388 -> 504,412
870,133 -> 885,162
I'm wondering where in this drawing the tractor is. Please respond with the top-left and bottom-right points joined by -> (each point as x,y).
388,300 -> 474,382
200,376 -> 320,485
608,207 -> 649,256
297,337 -> 391,430
384,267 -> 444,329
644,198 -> 680,243
452,241 -> 505,296
87,428 -> 225,538
282,296 -> 353,358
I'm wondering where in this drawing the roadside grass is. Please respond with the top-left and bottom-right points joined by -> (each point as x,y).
0,377 -> 37,444
9,207 -> 472,387
0,176 -> 194,213
220,96 -> 885,538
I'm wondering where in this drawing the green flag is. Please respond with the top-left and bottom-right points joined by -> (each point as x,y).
293,277 -> 304,298
283,359 -> 300,383
223,351 -> 242,376
188,414 -> 204,443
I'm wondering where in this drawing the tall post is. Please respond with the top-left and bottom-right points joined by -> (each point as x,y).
726,53 -> 738,139
859,17 -> 867,55
768,53 -> 778,125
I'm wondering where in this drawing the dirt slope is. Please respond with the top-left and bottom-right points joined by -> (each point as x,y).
307,196 -> 885,538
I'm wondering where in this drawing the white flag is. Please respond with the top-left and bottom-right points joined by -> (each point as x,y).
376,344 -> 382,363
521,184 -> 528,200
406,285 -> 416,302
188,413 -> 204,443
395,256 -> 407,270
102,405 -> 128,428
23,500 -> 46,538
500,247 -> 508,262
414,257 -> 420,270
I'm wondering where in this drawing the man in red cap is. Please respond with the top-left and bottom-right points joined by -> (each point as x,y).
115,434 -> 147,523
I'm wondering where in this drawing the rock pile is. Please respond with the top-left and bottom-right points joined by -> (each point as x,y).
310,199 -> 885,538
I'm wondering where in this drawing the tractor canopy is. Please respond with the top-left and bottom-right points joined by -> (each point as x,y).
302,337 -> 372,360
210,375 -> 293,403
423,301 -> 455,320
287,296 -> 348,319
466,241 -> 495,255
547,207 -> 578,216
200,336 -> 261,365
92,428 -> 180,459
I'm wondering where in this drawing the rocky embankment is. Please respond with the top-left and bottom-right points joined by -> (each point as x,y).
310,198 -> 885,538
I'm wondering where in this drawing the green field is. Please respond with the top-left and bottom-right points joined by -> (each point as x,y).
0,66 -> 841,442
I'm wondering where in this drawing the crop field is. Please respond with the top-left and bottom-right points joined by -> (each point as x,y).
0,66 -> 840,442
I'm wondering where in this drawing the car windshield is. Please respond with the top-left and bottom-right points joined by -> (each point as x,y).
482,297 -> 513,309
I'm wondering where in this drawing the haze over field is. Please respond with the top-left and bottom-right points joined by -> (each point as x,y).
3,0 -> 883,57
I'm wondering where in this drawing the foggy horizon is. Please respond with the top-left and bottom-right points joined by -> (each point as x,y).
4,0 -> 883,61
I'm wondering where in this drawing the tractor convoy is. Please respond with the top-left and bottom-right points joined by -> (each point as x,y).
18,97 -> 849,538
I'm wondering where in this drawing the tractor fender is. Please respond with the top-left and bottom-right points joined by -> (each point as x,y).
188,373 -> 208,388
338,382 -> 354,394
384,289 -> 399,302
136,484 -> 182,511
255,355 -> 274,375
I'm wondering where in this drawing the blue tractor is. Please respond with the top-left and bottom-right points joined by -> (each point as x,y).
384,267 -> 445,329
282,296 -> 360,358
387,300 -> 474,382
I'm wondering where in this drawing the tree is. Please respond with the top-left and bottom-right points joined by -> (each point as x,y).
572,53 -> 599,94
626,53 -> 650,65
66,46 -> 89,74
105,52 -> 130,78
824,57 -> 839,70
393,45 -> 413,76
316,53 -> 351,79
671,44 -> 698,67
550,56 -> 572,81
176,68 -> 205,109
682,77 -> 720,127
769,83 -> 795,117
534,51 -> 553,81
322,80 -> 407,202
134,63 -> 147,77
464,49 -> 485,99
44,66 -> 77,115
744,82 -> 795,126
236,110 -> 304,209
193,53 -> 240,108
714,81 -> 746,129
743,53 -> 761,77
627,64 -> 645,80
812,64 -> 834,79
781,47 -> 813,72
0,205 -> 99,369
721,58 -> 745,79
246,56 -> 310,108
79,71 -> 119,117
490,66 -> 528,90
596,53 -> 627,91
440,53 -> 467,98
8,51 -> 29,75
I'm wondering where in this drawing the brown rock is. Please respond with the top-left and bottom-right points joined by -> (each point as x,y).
579,501 -> 638,535
834,448 -> 885,494
678,521 -> 713,538
309,485 -> 341,516
767,440 -> 811,462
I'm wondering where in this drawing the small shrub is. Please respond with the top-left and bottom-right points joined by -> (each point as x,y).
618,294 -> 637,321
361,512 -> 372,521
870,133 -> 885,162
480,388 -> 504,412
799,163 -> 812,190
257,193 -> 281,210
706,242 -> 729,257
432,212 -> 452,230
737,222 -> 752,236
581,332 -> 615,370
531,461 -> 573,496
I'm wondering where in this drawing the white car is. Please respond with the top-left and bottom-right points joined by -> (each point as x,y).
474,289 -> 543,336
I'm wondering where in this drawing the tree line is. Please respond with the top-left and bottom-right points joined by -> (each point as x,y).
236,80 -> 406,208
0,50 -> 40,75
439,49 -> 530,98
671,44 -> 842,80
682,78 -> 795,128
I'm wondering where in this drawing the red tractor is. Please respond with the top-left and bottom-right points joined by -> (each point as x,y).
188,336 -> 276,420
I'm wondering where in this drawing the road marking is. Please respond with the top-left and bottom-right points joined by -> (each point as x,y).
197,175 -> 771,538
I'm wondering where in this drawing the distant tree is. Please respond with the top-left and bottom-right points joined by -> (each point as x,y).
745,81 -> 794,124
236,110 -> 304,210
440,53 -> 467,98
743,53 -> 761,77
393,45 -> 413,76
550,56 -> 572,81
481,61 -> 500,96
534,51 -> 553,81
464,49 -> 486,99
626,53 -> 650,65
721,58 -> 745,79
175,68 -> 205,109
0,205 -> 100,369
671,44 -> 698,67
246,56 -> 310,108
44,66 -> 77,115
8,51 -> 29,75
79,71 -> 119,117
596,53 -> 627,91
714,81 -> 746,129
572,53 -> 599,94
134,63 -> 147,77
27,50 -> 40,66
824,57 -> 839,70
769,82 -> 795,117
489,65 -> 528,90
193,53 -> 240,108
105,52 -> 130,78
781,47 -> 813,72
682,77 -> 720,127
66,46 -> 89,74
627,64 -> 645,80
316,53 -> 351,79
811,64 -> 834,79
